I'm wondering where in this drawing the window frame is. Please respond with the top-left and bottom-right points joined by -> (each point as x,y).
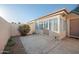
49,17 -> 58,33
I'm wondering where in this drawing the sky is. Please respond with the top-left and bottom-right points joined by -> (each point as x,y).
0,4 -> 77,23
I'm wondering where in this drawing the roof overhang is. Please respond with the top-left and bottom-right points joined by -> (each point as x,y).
35,8 -> 69,20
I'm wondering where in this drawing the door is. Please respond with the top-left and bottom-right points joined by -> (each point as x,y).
70,18 -> 79,38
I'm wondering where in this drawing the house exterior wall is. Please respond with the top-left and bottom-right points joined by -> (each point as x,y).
0,17 -> 11,53
59,15 -> 67,39
35,12 -> 67,39
67,13 -> 79,38
49,15 -> 67,39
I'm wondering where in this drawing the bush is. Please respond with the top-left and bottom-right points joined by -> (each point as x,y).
18,24 -> 30,36
7,38 -> 15,47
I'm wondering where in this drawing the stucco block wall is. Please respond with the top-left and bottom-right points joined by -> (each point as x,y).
11,23 -> 36,36
11,24 -> 20,36
0,17 -> 11,53
0,17 -> 21,53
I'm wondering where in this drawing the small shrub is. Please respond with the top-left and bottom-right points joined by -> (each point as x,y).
7,38 -> 15,47
18,24 -> 30,36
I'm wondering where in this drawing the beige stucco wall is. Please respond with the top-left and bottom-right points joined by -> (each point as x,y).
0,17 -> 21,53
59,15 -> 67,39
0,17 -> 11,53
11,24 -> 20,36
11,22 -> 36,36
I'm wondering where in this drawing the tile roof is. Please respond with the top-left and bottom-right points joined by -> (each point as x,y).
70,6 -> 79,15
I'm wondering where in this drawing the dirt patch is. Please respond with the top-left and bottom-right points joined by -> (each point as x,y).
11,37 -> 26,54
3,36 -> 26,54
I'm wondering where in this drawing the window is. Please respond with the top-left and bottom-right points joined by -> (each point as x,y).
39,23 -> 43,30
60,18 -> 66,32
44,21 -> 48,29
49,20 -> 51,30
49,18 -> 58,32
54,18 -> 58,31
35,23 -> 39,30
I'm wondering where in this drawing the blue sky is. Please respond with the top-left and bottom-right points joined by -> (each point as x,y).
0,4 -> 77,23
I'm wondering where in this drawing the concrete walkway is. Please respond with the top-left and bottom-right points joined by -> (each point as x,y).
20,34 -> 79,54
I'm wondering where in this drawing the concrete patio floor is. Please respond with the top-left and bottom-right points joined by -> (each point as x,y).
20,34 -> 79,54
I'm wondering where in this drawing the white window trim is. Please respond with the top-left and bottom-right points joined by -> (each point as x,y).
58,15 -> 60,33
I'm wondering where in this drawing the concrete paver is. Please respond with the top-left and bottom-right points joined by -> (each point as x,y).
20,34 -> 79,54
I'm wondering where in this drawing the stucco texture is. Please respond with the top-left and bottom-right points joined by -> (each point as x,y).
0,17 -> 11,53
